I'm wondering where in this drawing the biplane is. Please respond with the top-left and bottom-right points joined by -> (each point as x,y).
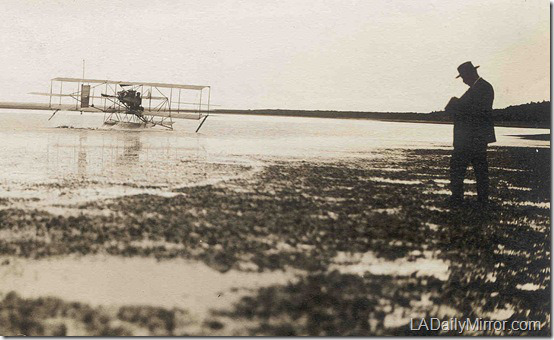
0,77 -> 212,131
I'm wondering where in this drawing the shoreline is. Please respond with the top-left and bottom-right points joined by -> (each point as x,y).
213,111 -> 550,129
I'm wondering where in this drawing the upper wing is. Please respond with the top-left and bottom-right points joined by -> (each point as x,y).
30,92 -> 168,100
0,102 -> 73,111
51,78 -> 209,90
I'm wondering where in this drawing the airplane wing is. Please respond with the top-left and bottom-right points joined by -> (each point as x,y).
29,92 -> 217,106
0,102 -> 72,111
51,78 -> 209,90
0,77 -> 213,129
30,92 -> 168,101
0,102 -> 206,120
142,110 -> 203,120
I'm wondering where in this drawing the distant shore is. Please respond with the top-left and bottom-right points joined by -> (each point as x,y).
214,101 -> 550,129
214,110 -> 546,129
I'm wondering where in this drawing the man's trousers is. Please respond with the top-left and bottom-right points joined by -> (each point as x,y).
450,144 -> 489,202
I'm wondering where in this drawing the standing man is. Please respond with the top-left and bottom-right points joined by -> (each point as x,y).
445,61 -> 495,206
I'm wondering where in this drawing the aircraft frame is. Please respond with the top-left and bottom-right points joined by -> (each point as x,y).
0,77 -> 212,131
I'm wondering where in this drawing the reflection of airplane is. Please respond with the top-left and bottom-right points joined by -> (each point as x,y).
118,133 -> 142,164
77,133 -> 88,175
0,77 -> 212,131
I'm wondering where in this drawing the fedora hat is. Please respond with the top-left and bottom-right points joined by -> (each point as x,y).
456,61 -> 479,78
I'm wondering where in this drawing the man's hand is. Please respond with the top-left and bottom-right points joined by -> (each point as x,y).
445,97 -> 459,111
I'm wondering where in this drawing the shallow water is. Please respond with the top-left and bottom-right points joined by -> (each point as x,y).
0,255 -> 298,318
0,110 -> 547,200
0,110 -> 548,160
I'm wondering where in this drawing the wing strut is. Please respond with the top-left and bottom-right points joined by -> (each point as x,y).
48,109 -> 60,121
195,115 -> 209,133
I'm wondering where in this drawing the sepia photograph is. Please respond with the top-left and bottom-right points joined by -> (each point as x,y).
0,0 -> 550,336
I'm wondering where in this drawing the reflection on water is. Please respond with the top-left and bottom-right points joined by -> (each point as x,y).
77,133 -> 87,175
118,133 -> 142,165
44,131 -> 208,185
0,123 -> 260,208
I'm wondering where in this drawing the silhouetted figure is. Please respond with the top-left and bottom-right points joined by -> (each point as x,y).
445,61 -> 495,205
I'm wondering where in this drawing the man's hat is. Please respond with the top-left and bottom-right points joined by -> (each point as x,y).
456,61 -> 479,78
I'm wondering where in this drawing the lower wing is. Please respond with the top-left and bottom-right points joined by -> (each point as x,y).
0,102 -> 206,120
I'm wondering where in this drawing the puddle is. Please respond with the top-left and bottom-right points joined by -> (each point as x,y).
432,179 -> 476,185
128,239 -> 187,251
374,207 -> 402,214
426,223 -> 440,231
368,177 -> 421,185
428,189 -> 476,196
516,283 -> 543,291
515,201 -> 549,209
369,167 -> 406,172
0,255 -> 299,319
508,186 -> 532,191
423,205 -> 448,212
330,250 -> 450,281
476,305 -> 515,321
490,167 -> 526,172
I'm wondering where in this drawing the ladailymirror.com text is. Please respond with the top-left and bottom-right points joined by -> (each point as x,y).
410,317 -> 541,333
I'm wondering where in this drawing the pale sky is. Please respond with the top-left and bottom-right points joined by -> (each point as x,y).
0,0 -> 549,112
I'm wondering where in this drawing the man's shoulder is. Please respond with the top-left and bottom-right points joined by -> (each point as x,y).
476,78 -> 494,91
471,78 -> 494,98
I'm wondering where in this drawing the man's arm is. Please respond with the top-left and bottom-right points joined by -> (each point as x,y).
445,96 -> 465,122
449,83 -> 494,122
445,97 -> 459,111
459,83 -> 494,118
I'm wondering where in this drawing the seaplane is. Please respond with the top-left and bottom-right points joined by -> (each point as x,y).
0,77 -> 212,131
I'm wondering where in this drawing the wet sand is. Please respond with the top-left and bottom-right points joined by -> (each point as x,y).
0,143 -> 549,335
